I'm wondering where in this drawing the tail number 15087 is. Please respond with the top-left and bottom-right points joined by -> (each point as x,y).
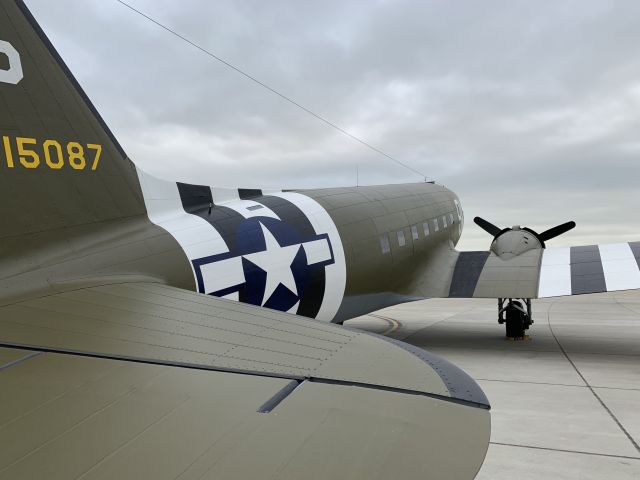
2,136 -> 102,171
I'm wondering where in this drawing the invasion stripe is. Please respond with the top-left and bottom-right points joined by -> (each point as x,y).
177,182 -> 245,251
220,198 -> 280,220
238,188 -> 263,200
630,241 -> 640,270
256,196 -> 317,237
598,243 -> 640,292
570,245 -> 606,295
448,251 -> 490,298
538,247 -> 571,297
211,187 -> 239,204
138,170 -> 228,263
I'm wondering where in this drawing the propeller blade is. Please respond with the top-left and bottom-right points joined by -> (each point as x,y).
538,221 -> 576,242
474,217 -> 503,237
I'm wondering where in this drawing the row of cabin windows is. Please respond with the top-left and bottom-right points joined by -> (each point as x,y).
379,212 -> 459,254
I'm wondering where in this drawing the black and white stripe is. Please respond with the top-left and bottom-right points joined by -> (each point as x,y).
539,243 -> 640,297
177,183 -> 246,251
137,168 -> 346,321
447,242 -> 640,299
448,251 -> 491,298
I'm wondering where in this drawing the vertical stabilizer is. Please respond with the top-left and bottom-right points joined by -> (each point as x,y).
0,0 -> 145,239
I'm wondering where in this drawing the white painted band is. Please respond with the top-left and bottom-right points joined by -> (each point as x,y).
138,169 -> 346,322
137,168 -> 229,268
598,243 -> 640,292
538,247 -> 571,298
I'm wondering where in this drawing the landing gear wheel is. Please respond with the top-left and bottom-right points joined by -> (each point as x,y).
505,314 -> 526,338
501,299 -> 532,340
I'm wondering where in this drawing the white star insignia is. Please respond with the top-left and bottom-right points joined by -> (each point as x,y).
243,222 -> 301,305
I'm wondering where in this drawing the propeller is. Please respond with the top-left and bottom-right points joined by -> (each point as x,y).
537,221 -> 577,242
473,217 -> 503,238
474,217 -> 576,247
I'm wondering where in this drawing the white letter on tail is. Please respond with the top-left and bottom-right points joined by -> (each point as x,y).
0,40 -> 23,85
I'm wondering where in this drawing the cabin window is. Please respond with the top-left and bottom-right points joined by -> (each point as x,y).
449,213 -> 454,225
411,225 -> 419,240
380,234 -> 390,254
433,218 -> 439,232
397,230 -> 406,247
423,222 -> 430,236
442,216 -> 448,228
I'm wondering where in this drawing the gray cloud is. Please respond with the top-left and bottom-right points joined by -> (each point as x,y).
25,0 -> 640,250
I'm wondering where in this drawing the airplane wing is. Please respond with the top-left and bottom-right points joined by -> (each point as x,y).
445,241 -> 640,299
0,282 -> 490,480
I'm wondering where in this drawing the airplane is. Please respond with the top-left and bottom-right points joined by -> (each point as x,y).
1,1 -> 639,479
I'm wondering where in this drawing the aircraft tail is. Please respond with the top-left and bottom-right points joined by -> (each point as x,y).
0,0 -> 145,240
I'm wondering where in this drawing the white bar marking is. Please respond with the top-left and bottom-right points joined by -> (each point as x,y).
599,243 -> 640,292
303,238 -> 332,265
199,257 -> 245,294
538,247 -> 571,297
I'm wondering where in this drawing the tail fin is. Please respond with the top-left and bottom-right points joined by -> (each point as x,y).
0,0 -> 144,238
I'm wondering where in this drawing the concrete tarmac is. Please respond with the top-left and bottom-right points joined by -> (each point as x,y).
345,290 -> 640,479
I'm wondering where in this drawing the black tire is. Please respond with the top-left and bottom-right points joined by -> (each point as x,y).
505,302 -> 526,338
505,317 -> 525,338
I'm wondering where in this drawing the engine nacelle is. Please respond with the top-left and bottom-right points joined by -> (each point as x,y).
490,226 -> 543,260
475,217 -> 576,260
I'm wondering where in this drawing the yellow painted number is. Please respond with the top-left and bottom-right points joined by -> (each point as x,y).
2,136 -> 14,168
67,142 -> 86,170
16,137 -> 40,169
43,140 -> 64,169
1,137 -> 103,171
87,143 -> 102,170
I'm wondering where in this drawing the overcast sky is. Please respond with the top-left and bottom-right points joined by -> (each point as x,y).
26,0 -> 640,250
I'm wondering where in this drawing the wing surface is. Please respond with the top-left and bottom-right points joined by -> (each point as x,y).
443,241 -> 640,299
0,282 -> 489,480
538,242 -> 640,297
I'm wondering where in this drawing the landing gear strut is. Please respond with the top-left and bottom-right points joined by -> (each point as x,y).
498,298 -> 533,339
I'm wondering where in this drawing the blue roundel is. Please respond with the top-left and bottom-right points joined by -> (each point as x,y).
191,216 -> 335,315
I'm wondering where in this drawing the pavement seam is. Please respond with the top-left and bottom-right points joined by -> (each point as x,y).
611,296 -> 640,317
476,378 -> 588,388
547,301 -> 640,455
476,378 -> 640,391
592,385 -> 640,392
489,442 -> 640,461
398,305 -> 483,344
